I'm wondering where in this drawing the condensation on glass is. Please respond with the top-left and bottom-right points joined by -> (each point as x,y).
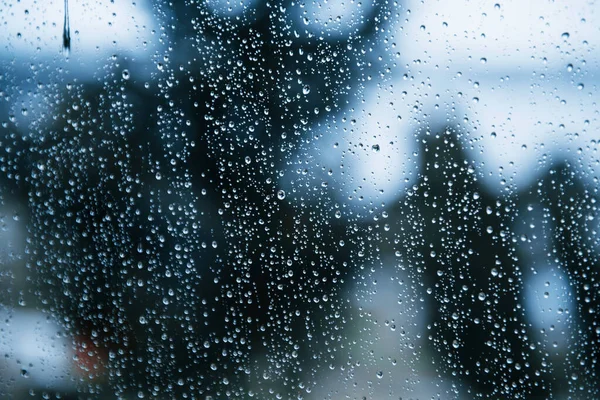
0,0 -> 598,399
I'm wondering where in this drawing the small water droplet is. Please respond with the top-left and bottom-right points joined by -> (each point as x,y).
277,190 -> 286,200
571,373 -> 578,381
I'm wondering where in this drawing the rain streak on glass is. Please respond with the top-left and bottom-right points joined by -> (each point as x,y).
62,0 -> 70,55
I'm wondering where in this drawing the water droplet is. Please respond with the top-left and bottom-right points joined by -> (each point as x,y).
571,373 -> 578,381
302,85 -> 311,95
122,69 -> 130,80
561,32 -> 570,40
277,190 -> 286,200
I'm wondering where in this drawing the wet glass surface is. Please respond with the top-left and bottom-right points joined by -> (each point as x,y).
0,0 -> 599,398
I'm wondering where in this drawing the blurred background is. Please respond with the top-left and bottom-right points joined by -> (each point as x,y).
0,0 -> 599,398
